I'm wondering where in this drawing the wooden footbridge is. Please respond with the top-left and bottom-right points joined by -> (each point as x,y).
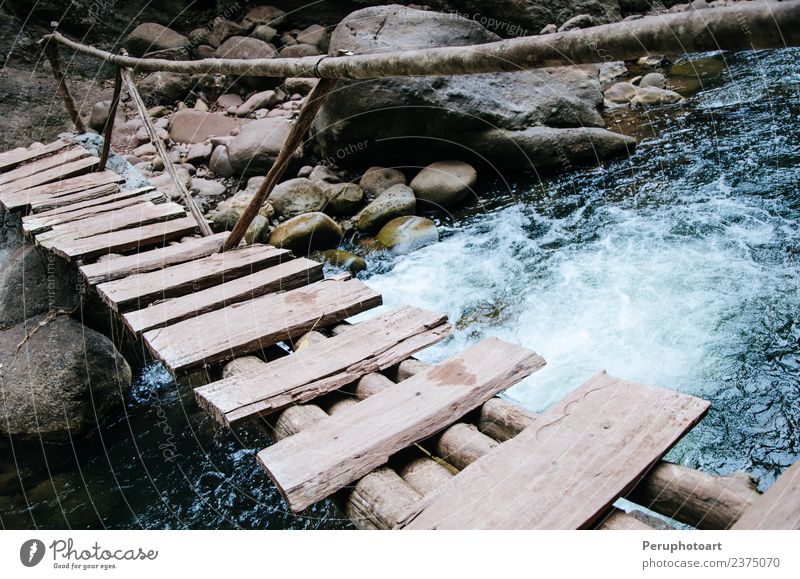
2,2 -> 800,529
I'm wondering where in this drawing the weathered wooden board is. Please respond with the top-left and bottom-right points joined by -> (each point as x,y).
398,372 -> 710,530
96,244 -> 291,312
196,306 -> 451,425
1,171 -> 123,212
2,156 -> 100,195
124,257 -> 324,334
79,232 -> 227,285
37,201 -> 186,248
51,216 -> 199,262
22,188 -> 162,234
143,277 -> 382,374
732,461 -> 800,529
0,140 -> 69,171
257,338 -> 544,512
0,147 -> 88,186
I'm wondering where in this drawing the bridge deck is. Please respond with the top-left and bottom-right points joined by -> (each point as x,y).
0,137 -> 786,530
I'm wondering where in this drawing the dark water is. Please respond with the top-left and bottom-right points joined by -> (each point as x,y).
2,49 -> 799,529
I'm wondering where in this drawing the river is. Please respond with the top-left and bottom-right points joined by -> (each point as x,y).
1,48 -> 797,529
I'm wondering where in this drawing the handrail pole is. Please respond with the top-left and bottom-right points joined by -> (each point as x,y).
98,66 -> 123,172
119,67 -> 213,236
42,39 -> 87,133
220,77 -> 337,251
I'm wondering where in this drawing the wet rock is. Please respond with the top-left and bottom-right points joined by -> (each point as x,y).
410,160 -> 477,209
558,14 -> 596,32
242,5 -> 286,28
236,90 -> 282,117
637,55 -> 670,68
376,216 -> 439,255
0,245 -> 77,328
316,249 -> 366,274
604,82 -> 639,104
359,166 -> 406,197
278,43 -> 321,58
244,214 -> 270,245
251,24 -> 278,43
125,23 -> 188,57
138,71 -> 195,106
186,142 -> 213,165
0,314 -> 131,441
597,61 -> 628,84
639,72 -> 668,89
227,117 -> 297,175
89,100 -> 125,132
322,182 -> 364,216
356,184 -> 416,233
209,145 -> 235,177
267,212 -> 343,254
268,178 -> 326,218
630,86 -> 684,107
169,110 -> 250,144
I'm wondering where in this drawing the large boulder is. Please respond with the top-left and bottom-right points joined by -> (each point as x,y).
356,184 -> 416,233
313,5 -> 633,170
0,244 -> 78,328
376,216 -> 439,254
215,36 -> 278,89
125,23 -> 188,57
0,314 -> 132,441
168,110 -> 250,144
138,71 -> 195,106
267,212 -> 343,254
226,117 -> 298,176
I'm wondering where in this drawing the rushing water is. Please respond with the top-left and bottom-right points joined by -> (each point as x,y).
1,49 -> 798,529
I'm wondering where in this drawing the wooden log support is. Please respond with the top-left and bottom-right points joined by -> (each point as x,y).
732,461 -> 800,530
42,39 -> 87,133
221,77 -> 337,251
98,67 -> 123,172
118,67 -> 212,237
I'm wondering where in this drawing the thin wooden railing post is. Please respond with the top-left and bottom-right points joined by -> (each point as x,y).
220,77 -> 337,252
98,66 -> 123,172
118,67 -> 213,237
42,38 -> 87,133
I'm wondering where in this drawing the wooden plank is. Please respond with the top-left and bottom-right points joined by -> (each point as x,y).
1,171 -> 123,212
79,232 -> 227,285
196,306 -> 451,425
0,140 -> 70,171
124,257 -> 324,334
143,277 -> 383,374
29,182 -> 124,213
37,202 -> 186,248
2,156 -> 100,195
732,462 -> 800,529
51,216 -> 199,262
0,147 -> 88,186
257,338 -> 544,512
96,244 -> 291,312
22,188 -> 162,234
398,372 -> 710,530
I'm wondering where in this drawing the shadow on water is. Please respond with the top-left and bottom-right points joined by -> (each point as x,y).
1,49 -> 798,529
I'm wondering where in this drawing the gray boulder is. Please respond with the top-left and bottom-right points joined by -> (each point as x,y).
209,145 -> 235,177
357,184 -> 416,233
313,6 -> 633,170
268,178 -> 327,218
138,71 -> 195,106
89,100 -> 126,132
0,314 -> 131,441
126,23 -> 188,57
322,182 -> 365,216
215,36 -> 278,89
359,166 -> 406,197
